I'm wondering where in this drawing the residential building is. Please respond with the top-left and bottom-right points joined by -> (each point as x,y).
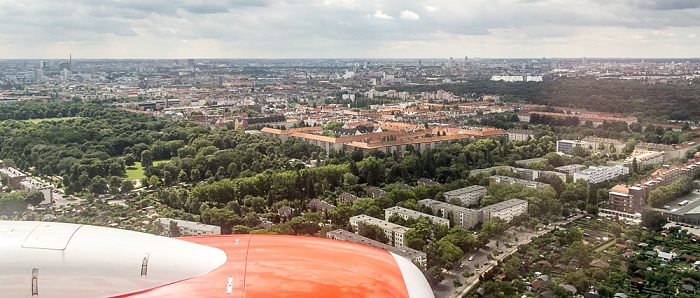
309,199 -> 335,214
384,206 -> 450,227
573,165 -> 629,184
366,187 -> 386,198
479,199 -> 528,223
442,185 -> 487,206
326,229 -> 427,270
349,215 -> 409,247
556,140 -> 586,154
155,218 -> 221,236
489,175 -> 551,189
625,150 -> 665,166
554,164 -> 587,178
514,157 -> 547,167
506,129 -> 534,142
417,199 -> 479,229
338,192 -> 359,205
417,178 -> 438,186
606,157 -> 700,214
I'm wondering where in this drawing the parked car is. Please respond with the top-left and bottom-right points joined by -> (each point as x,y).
468,256 -> 474,261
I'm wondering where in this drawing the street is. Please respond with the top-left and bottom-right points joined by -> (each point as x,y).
433,215 -> 583,298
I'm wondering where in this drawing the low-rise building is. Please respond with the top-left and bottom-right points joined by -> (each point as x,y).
442,185 -> 487,206
384,206 -> 450,227
309,199 -> 335,214
326,229 -> 427,270
417,199 -> 479,229
479,199 -> 528,223
155,218 -> 221,236
338,192 -> 359,204
349,215 -> 409,247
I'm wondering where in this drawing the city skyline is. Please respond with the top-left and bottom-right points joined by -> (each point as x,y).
1,0 -> 699,59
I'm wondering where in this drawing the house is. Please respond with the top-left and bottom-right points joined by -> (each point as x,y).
530,279 -> 543,291
559,284 -> 577,295
278,205 -> 295,220
366,187 -> 386,198
309,199 -> 335,214
338,192 -> 358,204
417,178 -> 437,186
590,259 -> 610,269
656,250 -> 677,262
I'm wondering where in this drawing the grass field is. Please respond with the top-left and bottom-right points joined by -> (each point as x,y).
21,116 -> 83,123
124,160 -> 170,181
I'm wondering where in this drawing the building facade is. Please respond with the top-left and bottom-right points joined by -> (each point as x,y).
349,215 -> 409,248
326,229 -> 427,270
442,185 -> 487,206
573,165 -> 629,184
417,199 -> 479,229
479,199 -> 529,223
384,206 -> 450,227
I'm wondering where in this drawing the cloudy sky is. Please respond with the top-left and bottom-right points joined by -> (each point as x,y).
1,0 -> 699,59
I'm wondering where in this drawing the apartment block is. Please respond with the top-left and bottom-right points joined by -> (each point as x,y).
442,185 -> 487,206
479,199 -> 529,223
417,199 -> 479,229
384,206 -> 450,227
155,218 -> 221,236
607,157 -> 700,214
326,229 -> 427,270
573,165 -> 629,184
349,215 -> 409,248
489,175 -> 551,189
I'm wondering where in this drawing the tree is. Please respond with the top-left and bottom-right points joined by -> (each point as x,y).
0,192 -> 28,214
124,153 -> 136,167
169,220 -> 181,237
148,175 -> 161,189
25,190 -> 45,206
358,222 -> 390,244
88,176 -> 109,195
426,266 -> 445,286
120,180 -> 134,194
141,150 -> 153,168
641,210 -> 667,230
178,169 -> 189,183
108,176 -> 122,195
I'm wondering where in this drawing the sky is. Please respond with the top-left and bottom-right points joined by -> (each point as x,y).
1,0 -> 699,59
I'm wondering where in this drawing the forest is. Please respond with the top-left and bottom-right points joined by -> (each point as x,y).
385,78 -> 700,121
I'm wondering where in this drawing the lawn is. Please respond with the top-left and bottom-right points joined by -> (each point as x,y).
22,116 -> 83,123
124,160 -> 169,181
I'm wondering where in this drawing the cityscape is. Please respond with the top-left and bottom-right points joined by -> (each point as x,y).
1,56 -> 700,298
2,1 -> 700,298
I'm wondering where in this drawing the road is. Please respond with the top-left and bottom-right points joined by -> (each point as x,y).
433,215 -> 583,298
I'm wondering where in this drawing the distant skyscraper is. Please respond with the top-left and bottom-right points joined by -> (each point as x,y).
34,69 -> 44,83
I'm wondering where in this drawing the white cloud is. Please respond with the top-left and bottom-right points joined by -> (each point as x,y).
324,0 -> 360,10
422,4 -> 437,12
371,10 -> 394,20
400,10 -> 420,20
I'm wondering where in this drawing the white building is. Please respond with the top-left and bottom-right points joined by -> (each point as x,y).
442,185 -> 487,206
384,206 -> 450,227
155,218 -> 221,236
417,199 -> 479,229
349,215 -> 409,248
479,199 -> 528,223
573,165 -> 629,184
626,150 -> 665,166
556,140 -> 586,154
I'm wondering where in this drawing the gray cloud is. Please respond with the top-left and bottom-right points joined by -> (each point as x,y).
0,0 -> 698,58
